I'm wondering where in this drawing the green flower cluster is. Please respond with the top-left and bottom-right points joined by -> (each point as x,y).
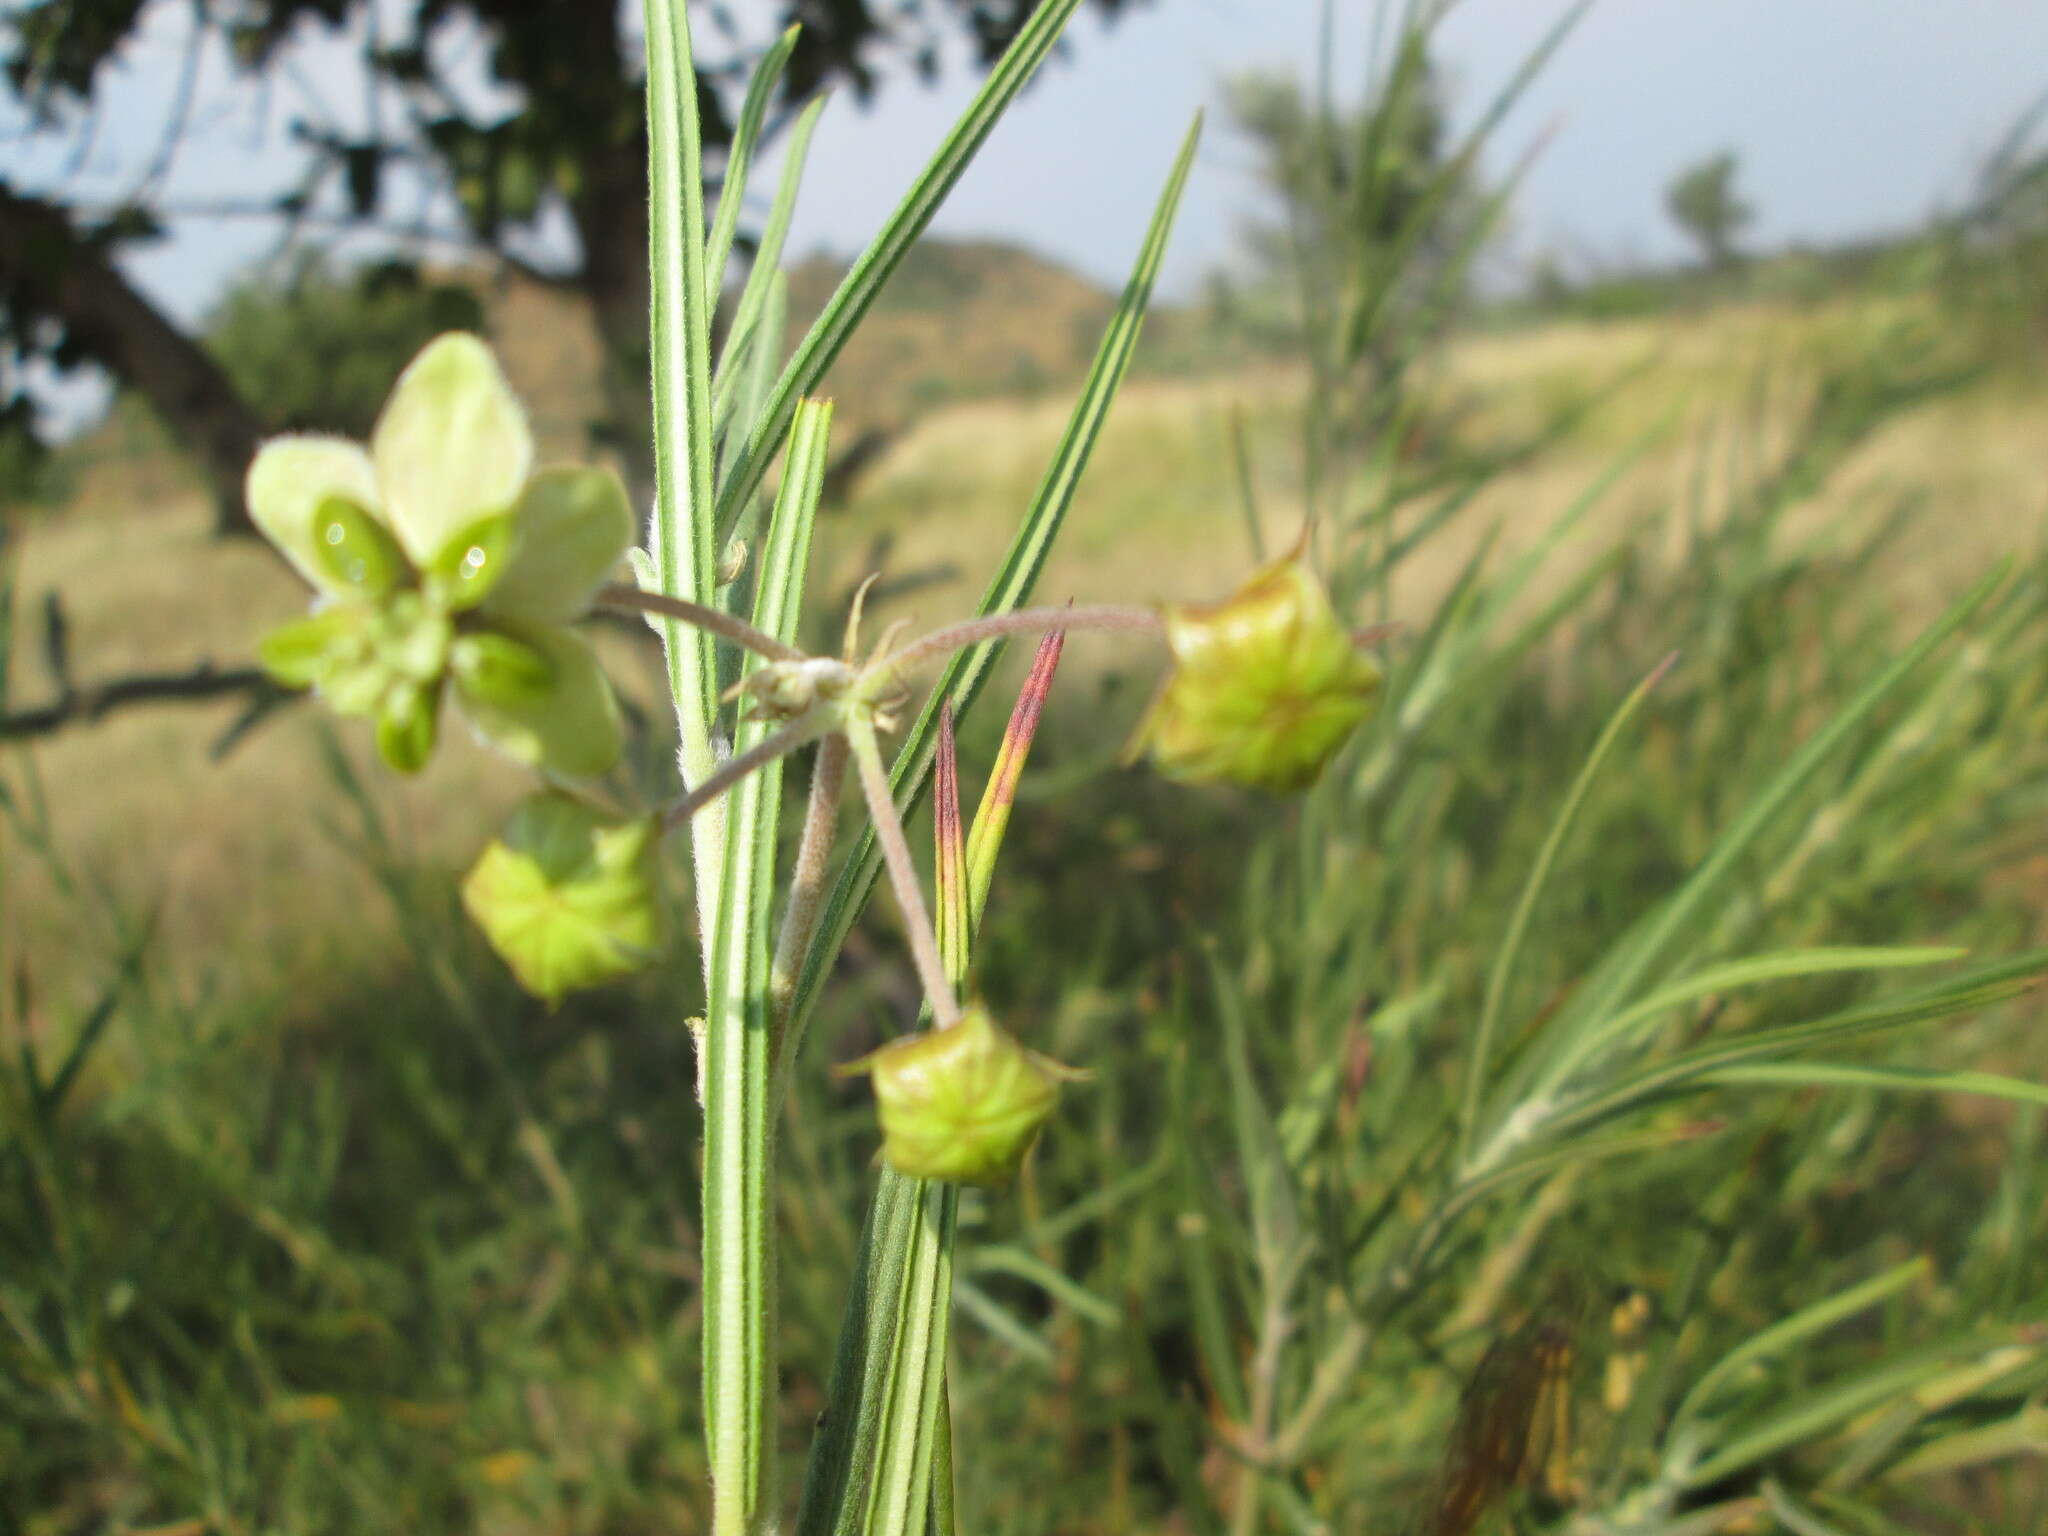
250,334 -> 631,777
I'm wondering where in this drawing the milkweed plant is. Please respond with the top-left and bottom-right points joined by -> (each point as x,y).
238,3 -> 2048,1532
241,3 -> 1386,1526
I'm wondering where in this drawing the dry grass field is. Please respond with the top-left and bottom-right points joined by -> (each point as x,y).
6,274 -> 2044,1015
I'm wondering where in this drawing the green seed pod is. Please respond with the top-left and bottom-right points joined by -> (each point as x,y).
311,495 -> 410,597
849,1006 -> 1078,1187
1128,553 -> 1382,793
461,792 -> 663,1003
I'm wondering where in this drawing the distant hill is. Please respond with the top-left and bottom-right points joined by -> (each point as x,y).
43,238 -> 1137,515
780,239 -> 1119,430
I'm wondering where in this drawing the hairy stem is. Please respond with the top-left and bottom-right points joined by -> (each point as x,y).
772,733 -> 848,1023
662,713 -> 830,832
599,580 -> 808,662
845,714 -> 962,1027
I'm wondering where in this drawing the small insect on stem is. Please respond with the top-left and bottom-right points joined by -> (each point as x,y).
1419,1288 -> 1588,1536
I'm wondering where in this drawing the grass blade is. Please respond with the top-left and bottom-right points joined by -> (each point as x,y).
1457,654 -> 1674,1166
1549,949 -> 2048,1144
1544,945 -> 1969,1092
1478,564 -> 2012,1168
1708,1060 -> 2048,1109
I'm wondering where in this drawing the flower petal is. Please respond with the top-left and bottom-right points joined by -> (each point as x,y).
245,435 -> 384,596
370,333 -> 533,566
482,465 -> 635,624
453,622 -> 622,778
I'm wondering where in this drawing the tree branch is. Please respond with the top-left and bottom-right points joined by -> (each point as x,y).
2,661 -> 287,747
0,183 -> 267,537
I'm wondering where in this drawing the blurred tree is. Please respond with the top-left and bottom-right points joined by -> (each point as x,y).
1222,39 -> 1487,454
1665,150 -> 1753,270
0,0 -> 1152,535
205,254 -> 485,438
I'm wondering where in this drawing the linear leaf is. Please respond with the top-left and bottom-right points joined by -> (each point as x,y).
1551,945 -> 1968,1089
1458,655 -> 1672,1165
641,0 -> 722,921
1548,949 -> 2048,1144
1708,1060 -> 2048,1109
704,26 -> 799,310
701,399 -> 832,1532
1484,565 -> 2011,1160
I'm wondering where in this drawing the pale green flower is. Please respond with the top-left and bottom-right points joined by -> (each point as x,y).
248,333 -> 630,776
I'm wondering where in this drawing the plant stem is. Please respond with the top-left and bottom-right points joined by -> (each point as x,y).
873,604 -> 1160,679
772,733 -> 848,1025
599,581 -> 808,662
662,713 -> 831,832
845,714 -> 962,1027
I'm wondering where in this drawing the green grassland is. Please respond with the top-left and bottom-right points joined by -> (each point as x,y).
6,237 -> 2048,1531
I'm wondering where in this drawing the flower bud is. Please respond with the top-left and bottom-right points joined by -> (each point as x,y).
461,792 -> 663,1003
258,607 -> 366,689
1128,554 -> 1381,793
375,682 -> 440,774
847,1006 -> 1078,1187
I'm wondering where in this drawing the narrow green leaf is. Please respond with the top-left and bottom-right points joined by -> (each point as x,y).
704,26 -> 799,310
1208,946 -> 1300,1269
1548,949 -> 2048,1145
641,0 -> 722,918
700,399 -> 832,1533
1552,945 -> 1968,1089
714,0 -> 1095,530
1458,655 -> 1673,1166
712,96 -> 823,481
951,1273 -> 1057,1368
797,1168 -> 919,1532
1674,1258 -> 1932,1440
1708,1060 -> 2048,1109
1481,565 -> 2011,1165
1763,1480 -> 1859,1536
964,1245 -> 1120,1328
1684,1338 -> 2028,1490
865,1184 -> 958,1536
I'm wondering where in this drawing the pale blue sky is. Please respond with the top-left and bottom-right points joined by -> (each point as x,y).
6,0 -> 2048,329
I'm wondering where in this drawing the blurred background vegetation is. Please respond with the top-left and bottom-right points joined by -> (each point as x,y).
5,0 -> 2048,1531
